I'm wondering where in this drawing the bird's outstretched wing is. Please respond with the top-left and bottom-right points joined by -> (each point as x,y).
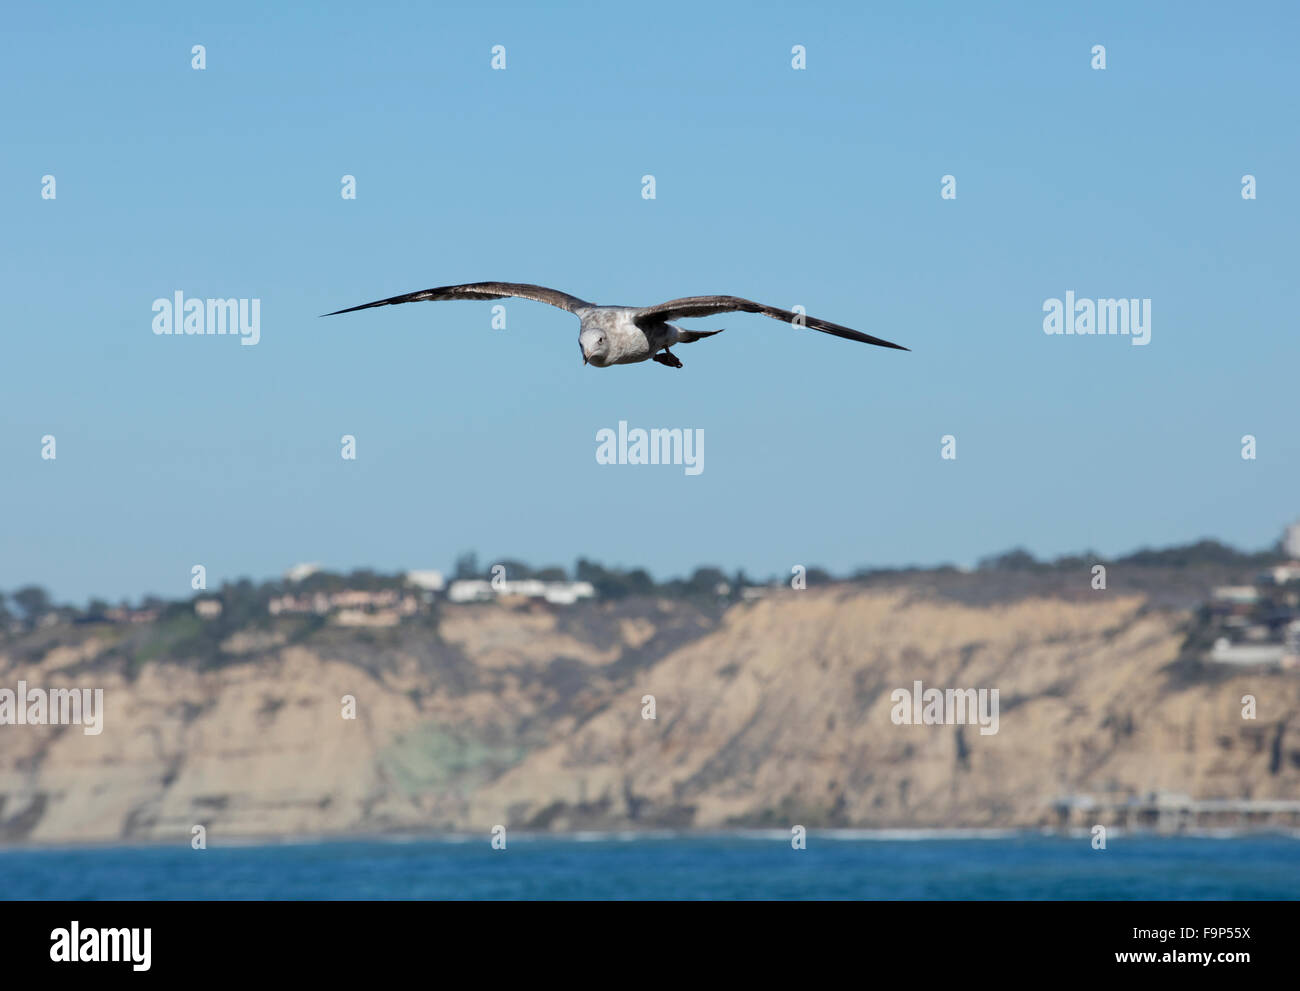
323,282 -> 591,317
634,295 -> 908,351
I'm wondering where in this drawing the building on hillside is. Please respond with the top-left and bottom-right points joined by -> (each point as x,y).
447,580 -> 494,603
446,578 -> 596,605
105,607 -> 159,625
269,589 -> 420,617
1284,520 -> 1300,560
502,579 -> 547,599
1211,637 -> 1286,666
332,608 -> 401,627
542,581 -> 596,605
1260,563 -> 1300,586
1285,620 -> 1300,667
284,562 -> 322,583
194,599 -> 223,619
1211,586 -> 1260,608
405,570 -> 445,592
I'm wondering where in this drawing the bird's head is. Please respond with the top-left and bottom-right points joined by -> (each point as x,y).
580,329 -> 609,367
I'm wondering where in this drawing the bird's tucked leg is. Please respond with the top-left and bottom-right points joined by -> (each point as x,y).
652,349 -> 683,368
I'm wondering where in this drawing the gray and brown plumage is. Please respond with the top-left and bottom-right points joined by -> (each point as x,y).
324,281 -> 908,368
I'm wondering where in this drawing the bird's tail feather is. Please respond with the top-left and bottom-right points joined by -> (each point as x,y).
676,327 -> 724,344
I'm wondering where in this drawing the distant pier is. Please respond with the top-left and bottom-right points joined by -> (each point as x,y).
1053,792 -> 1300,831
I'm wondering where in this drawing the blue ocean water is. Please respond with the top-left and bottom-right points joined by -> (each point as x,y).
1,833 -> 1296,900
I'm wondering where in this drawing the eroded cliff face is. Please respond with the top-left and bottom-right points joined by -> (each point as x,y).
1,588 -> 1296,843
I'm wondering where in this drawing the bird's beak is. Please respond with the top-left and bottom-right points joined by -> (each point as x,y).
583,355 -> 588,365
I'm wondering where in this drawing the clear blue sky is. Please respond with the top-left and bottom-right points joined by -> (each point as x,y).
2,1 -> 1297,604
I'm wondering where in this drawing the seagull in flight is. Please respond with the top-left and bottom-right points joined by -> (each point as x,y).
324,282 -> 908,368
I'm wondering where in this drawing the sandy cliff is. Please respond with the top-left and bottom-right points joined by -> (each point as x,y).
1,586 -> 1296,843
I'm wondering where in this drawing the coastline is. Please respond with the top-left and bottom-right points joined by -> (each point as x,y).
3,824 -> 1298,855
